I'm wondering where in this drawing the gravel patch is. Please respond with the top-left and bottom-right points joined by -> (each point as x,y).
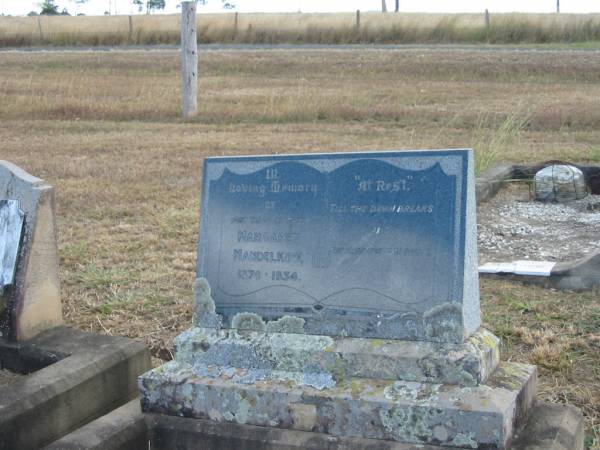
478,183 -> 600,263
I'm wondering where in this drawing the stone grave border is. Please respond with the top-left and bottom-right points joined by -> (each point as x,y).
476,162 -> 600,290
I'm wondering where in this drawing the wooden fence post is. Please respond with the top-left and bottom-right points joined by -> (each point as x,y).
181,1 -> 198,119
128,15 -> 133,43
356,10 -> 360,31
485,9 -> 490,28
233,11 -> 238,40
37,16 -> 44,42
556,0 -> 560,13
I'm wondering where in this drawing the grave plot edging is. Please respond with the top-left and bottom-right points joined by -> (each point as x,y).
0,326 -> 151,450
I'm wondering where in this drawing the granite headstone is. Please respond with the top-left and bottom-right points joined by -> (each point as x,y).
197,149 -> 479,342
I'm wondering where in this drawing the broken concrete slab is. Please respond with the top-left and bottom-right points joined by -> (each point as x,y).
140,361 -> 537,449
0,161 -> 61,341
0,326 -> 151,450
174,327 -> 500,386
44,399 -> 147,450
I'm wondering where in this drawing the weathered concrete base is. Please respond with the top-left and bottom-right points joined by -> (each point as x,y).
145,401 -> 583,450
0,326 -> 151,450
174,327 -> 500,386
44,399 -> 147,450
140,360 -> 536,449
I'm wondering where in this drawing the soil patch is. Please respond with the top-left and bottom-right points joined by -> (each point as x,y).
478,183 -> 600,263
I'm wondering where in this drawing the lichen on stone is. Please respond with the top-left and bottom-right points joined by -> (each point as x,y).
265,315 -> 305,334
194,278 -> 215,314
424,302 -> 462,342
451,432 -> 478,449
193,278 -> 224,329
379,406 -> 439,443
231,312 -> 266,337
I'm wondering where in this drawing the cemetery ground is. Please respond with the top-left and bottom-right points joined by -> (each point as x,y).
1,47 -> 599,447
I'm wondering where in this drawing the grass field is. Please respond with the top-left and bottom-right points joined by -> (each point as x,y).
0,47 -> 599,447
1,12 -> 600,46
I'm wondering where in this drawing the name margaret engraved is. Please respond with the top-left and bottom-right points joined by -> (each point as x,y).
237,230 -> 300,243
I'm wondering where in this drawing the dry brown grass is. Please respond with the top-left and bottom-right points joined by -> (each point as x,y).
0,48 -> 599,447
1,12 -> 600,46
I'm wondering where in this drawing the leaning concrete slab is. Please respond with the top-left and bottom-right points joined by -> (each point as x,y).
0,326 -> 151,450
44,399 -> 148,450
479,252 -> 600,291
0,161 -> 61,341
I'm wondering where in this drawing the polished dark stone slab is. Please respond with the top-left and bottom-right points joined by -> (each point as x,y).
198,150 -> 479,342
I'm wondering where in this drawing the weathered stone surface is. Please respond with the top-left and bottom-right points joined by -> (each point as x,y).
139,361 -> 536,449
173,327 -> 500,386
198,150 -> 480,343
0,161 -> 61,341
145,401 -> 583,450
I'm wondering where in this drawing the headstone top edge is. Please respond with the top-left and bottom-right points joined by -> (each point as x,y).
0,161 -> 49,190
204,148 -> 473,163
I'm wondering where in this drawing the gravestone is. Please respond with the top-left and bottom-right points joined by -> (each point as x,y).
140,150 -> 538,449
196,150 -> 479,343
0,161 -> 62,341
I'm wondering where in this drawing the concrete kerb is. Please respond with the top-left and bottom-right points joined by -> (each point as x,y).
44,399 -> 147,450
476,163 -> 600,290
0,326 -> 151,450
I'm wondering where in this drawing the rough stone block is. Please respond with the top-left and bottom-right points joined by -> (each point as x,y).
173,327 -> 500,386
139,361 -> 537,449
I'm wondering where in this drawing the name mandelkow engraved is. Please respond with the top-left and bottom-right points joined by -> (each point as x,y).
233,249 -> 303,265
